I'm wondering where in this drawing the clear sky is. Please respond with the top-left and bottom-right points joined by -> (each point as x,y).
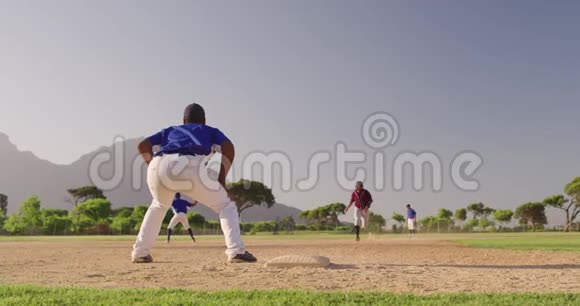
1,1 -> 579,219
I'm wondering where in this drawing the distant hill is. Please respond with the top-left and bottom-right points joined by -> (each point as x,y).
240,202 -> 302,223
0,132 -> 303,222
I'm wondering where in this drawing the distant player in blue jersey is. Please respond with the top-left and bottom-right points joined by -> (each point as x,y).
167,193 -> 197,243
406,204 -> 417,238
132,103 -> 256,264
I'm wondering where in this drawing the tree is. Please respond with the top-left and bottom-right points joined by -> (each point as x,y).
478,217 -> 494,230
392,213 -> 405,231
0,210 -> 5,230
543,177 -> 580,232
466,202 -> 494,219
564,176 -> 580,229
455,208 -> 467,229
566,177 -> 580,202
435,209 -> 454,232
67,186 -> 105,208
75,199 -> 111,223
111,215 -> 133,234
278,215 -> 296,232
0,194 -> 7,230
368,211 -> 386,232
67,186 -> 106,232
3,196 -> 42,234
40,209 -> 71,235
437,209 -> 453,220
514,202 -> 547,231
112,206 -> 134,218
112,206 -> 143,234
454,208 -> 467,222
298,203 -> 346,230
0,193 -> 7,216
419,216 -> 438,232
465,218 -> 479,231
131,205 -> 149,231
3,214 -> 24,234
228,179 -> 275,214
21,196 -> 42,233
492,209 -> 513,228
73,198 -> 112,233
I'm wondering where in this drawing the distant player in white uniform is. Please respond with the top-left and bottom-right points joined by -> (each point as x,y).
344,181 -> 373,241
167,192 -> 197,243
132,103 -> 257,264
406,204 -> 417,238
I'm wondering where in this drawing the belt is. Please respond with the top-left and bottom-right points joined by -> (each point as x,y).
155,151 -> 197,157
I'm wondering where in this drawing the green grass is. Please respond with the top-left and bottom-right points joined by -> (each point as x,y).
0,231 -> 355,242
453,232 -> 580,251
0,285 -> 578,306
1,232 -> 579,252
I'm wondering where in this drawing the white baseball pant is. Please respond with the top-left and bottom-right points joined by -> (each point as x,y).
168,212 -> 190,230
132,154 -> 244,259
353,206 -> 369,229
407,219 -> 416,230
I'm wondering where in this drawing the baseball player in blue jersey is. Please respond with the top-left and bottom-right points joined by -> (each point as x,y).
132,103 -> 256,264
167,192 -> 197,243
406,204 -> 417,238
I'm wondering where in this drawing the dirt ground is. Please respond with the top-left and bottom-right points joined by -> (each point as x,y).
0,235 -> 579,294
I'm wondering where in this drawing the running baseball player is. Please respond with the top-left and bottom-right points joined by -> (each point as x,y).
344,181 -> 373,241
406,204 -> 417,238
132,103 -> 256,263
167,192 -> 197,243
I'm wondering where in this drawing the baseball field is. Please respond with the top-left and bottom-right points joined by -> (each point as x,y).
0,232 -> 579,305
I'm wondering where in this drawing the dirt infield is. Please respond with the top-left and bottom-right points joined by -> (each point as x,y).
0,235 -> 579,294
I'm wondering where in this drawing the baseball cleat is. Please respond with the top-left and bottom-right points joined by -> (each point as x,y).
228,251 -> 257,263
187,228 -> 196,242
132,254 -> 153,263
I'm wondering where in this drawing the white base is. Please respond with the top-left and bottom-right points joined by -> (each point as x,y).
264,255 -> 331,268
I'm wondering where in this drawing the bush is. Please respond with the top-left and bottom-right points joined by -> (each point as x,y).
111,216 -> 133,235
112,207 -> 133,218
307,224 -> 321,231
41,215 -> 72,235
392,224 -> 399,233
252,221 -> 275,232
240,222 -> 254,233
3,214 -> 25,234
204,220 -> 221,234
187,212 -> 206,229
91,222 -> 111,235
294,224 -> 307,231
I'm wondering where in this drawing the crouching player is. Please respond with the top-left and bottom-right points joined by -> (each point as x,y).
132,103 -> 257,264
167,192 -> 197,243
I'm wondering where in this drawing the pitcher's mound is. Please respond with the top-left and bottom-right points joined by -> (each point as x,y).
264,255 -> 331,268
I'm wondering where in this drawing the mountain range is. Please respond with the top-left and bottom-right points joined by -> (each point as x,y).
0,132 -> 303,222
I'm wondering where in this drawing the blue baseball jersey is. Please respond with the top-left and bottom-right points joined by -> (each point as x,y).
172,198 -> 191,214
407,208 -> 416,219
147,123 -> 229,157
